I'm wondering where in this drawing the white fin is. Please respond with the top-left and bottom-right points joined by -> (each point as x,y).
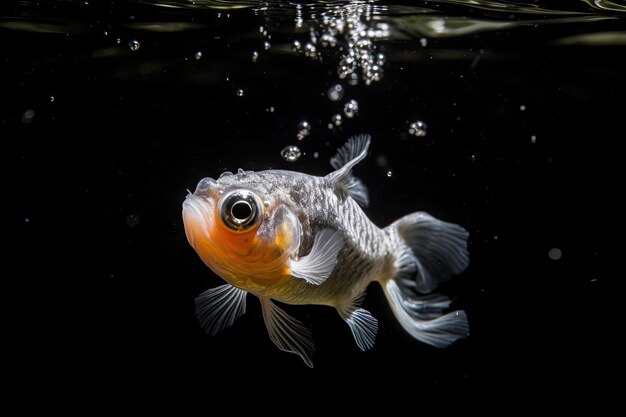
383,280 -> 469,347
290,229 -> 344,285
338,297 -> 378,351
392,211 -> 469,294
195,284 -> 247,336
260,298 -> 315,367
326,134 -> 371,207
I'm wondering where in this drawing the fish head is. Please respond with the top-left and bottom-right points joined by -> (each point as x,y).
182,170 -> 304,290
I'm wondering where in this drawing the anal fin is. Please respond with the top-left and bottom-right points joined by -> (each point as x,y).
260,298 -> 315,367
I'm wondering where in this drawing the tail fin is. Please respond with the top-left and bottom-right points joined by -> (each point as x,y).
383,212 -> 469,347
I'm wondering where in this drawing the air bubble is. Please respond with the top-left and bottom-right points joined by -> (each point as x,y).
128,39 -> 140,51
264,41 -> 271,50
548,248 -> 562,260
195,51 -> 203,60
281,145 -> 302,162
21,109 -> 35,124
126,213 -> 140,228
331,114 -> 343,126
252,51 -> 259,62
236,89 -> 244,97
420,37 -> 428,47
292,40 -> 302,52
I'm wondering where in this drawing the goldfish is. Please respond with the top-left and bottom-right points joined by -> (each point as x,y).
182,134 -> 469,367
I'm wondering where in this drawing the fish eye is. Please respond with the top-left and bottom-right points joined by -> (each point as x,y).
219,190 -> 261,232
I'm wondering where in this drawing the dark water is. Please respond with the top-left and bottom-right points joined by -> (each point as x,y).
5,0 -> 620,397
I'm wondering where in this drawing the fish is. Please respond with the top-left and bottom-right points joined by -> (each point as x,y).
182,134 -> 469,367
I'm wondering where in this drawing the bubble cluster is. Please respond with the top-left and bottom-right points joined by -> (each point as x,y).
281,145 -> 302,162
297,121 -> 310,140
328,114 -> 343,129
343,99 -> 359,118
327,84 -> 344,101
408,121 -> 428,137
292,2 -> 388,86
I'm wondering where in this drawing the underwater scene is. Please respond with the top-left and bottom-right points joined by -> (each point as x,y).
5,0 -> 621,394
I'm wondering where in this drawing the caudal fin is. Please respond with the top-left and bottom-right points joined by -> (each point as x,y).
383,212 -> 469,347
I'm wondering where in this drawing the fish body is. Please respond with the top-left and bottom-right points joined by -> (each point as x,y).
183,135 -> 469,366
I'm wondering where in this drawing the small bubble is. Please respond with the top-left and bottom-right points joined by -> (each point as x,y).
281,145 -> 302,162
236,89 -> 244,97
348,73 -> 359,86
386,171 -> 393,177
343,99 -> 359,118
267,106 -> 275,112
420,37 -> 428,47
49,96 -> 55,102
195,51 -> 203,60
376,155 -> 388,167
327,84 -> 344,102
548,248 -> 562,260
252,51 -> 259,62
493,235 -> 498,240
126,213 -> 140,228
115,38 -> 121,44
25,218 -> 30,223
313,152 -> 319,159
331,114 -> 343,126
520,105 -> 526,111
263,41 -> 271,50
408,121 -> 428,137
128,39 -> 140,51
292,40 -> 302,52
259,25 -> 264,33
531,135 -> 537,144
21,109 -> 35,124
470,154 -> 476,162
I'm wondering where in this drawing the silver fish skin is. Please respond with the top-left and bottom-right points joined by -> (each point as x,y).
182,134 -> 469,367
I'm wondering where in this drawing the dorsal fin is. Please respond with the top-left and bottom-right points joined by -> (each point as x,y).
325,134 -> 371,207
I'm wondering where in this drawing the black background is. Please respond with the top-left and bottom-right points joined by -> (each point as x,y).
3,0 -> 619,399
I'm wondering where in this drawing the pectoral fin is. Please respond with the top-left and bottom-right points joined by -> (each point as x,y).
290,229 -> 344,285
260,298 -> 315,367
195,284 -> 247,335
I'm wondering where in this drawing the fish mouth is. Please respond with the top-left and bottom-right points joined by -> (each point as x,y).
182,194 -> 213,248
